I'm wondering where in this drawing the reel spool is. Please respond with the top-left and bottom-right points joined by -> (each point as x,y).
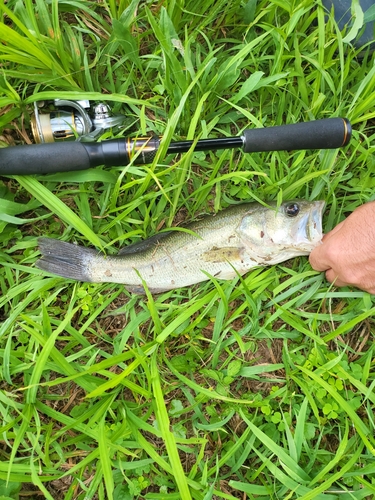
30,100 -> 126,143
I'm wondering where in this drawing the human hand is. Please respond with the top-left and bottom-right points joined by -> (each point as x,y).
309,201 -> 375,294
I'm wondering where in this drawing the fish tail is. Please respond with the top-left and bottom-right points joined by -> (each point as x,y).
36,237 -> 96,281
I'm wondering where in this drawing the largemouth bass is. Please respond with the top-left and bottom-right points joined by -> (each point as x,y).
36,200 -> 325,293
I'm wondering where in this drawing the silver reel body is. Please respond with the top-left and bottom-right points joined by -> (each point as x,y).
31,100 -> 126,143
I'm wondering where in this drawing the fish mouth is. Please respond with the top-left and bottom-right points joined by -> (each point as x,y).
294,200 -> 325,250
306,200 -> 325,244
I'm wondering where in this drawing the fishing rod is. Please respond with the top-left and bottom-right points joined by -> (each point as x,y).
0,117 -> 351,175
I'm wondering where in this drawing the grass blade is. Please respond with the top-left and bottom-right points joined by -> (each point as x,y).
151,353 -> 192,500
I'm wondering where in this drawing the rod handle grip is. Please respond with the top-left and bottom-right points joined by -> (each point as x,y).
0,141 -> 93,175
0,137 -> 161,175
242,118 -> 351,153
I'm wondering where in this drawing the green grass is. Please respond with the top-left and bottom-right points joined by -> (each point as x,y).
1,0 -> 375,498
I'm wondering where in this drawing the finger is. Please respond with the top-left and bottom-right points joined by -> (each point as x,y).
310,221 -> 346,271
325,268 -> 348,287
309,243 -> 332,271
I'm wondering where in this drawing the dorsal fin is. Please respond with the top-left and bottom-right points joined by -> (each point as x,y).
118,231 -> 173,255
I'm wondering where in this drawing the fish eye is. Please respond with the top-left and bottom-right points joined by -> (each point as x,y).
284,202 -> 300,217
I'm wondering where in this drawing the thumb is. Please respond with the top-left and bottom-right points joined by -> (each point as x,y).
309,242 -> 332,271
309,221 -> 345,271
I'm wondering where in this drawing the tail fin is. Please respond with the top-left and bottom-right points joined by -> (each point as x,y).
36,237 -> 97,281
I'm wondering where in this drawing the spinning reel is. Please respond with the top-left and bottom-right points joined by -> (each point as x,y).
30,99 -> 126,143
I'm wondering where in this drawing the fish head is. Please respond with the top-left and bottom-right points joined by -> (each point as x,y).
239,200 -> 325,264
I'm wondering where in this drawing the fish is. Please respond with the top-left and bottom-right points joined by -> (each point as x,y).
36,200 -> 325,294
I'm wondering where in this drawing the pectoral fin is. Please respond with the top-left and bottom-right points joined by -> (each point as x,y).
202,247 -> 242,263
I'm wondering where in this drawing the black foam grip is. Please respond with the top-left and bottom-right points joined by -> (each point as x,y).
0,142 -> 92,175
242,118 -> 351,153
